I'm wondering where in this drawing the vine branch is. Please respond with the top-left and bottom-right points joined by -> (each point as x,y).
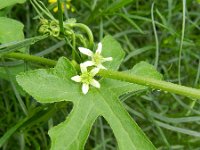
2,52 -> 200,99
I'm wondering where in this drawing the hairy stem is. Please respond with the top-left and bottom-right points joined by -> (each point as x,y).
99,69 -> 200,100
2,53 -> 200,99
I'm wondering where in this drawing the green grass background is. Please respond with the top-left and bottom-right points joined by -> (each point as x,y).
0,0 -> 200,149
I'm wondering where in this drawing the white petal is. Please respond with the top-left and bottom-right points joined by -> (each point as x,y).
97,64 -> 107,69
82,61 -> 94,67
96,42 -> 102,54
82,83 -> 89,94
71,75 -> 81,82
90,67 -> 100,76
102,57 -> 113,62
80,63 -> 87,73
78,47 -> 93,56
90,79 -> 100,88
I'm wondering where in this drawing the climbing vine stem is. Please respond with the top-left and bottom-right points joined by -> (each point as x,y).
2,52 -> 200,100
71,23 -> 94,48
99,69 -> 200,100
3,53 -> 57,66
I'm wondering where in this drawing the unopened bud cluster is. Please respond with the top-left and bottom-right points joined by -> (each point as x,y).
39,19 -> 60,37
38,18 -> 76,38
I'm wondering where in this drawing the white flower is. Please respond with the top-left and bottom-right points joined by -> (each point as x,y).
78,42 -> 113,69
71,63 -> 100,94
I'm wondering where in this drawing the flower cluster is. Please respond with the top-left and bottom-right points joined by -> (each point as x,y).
48,0 -> 75,13
71,43 -> 112,94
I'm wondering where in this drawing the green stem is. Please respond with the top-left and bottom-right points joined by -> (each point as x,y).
72,32 -> 76,60
2,53 -> 200,100
32,0 -> 55,20
151,2 -> 159,69
99,69 -> 200,100
72,23 -> 94,48
57,0 -> 64,34
178,0 -> 186,84
3,53 -> 56,66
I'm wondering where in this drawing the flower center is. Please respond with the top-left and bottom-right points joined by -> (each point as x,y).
92,53 -> 103,65
81,72 -> 93,84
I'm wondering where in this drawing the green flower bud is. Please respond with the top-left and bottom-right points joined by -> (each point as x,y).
50,28 -> 60,37
49,20 -> 59,30
38,25 -> 50,34
64,29 -> 73,35
40,19 -> 49,25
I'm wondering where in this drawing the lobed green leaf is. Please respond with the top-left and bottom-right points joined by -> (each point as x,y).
17,36 -> 160,150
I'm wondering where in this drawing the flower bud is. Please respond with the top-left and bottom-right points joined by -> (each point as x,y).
38,25 -> 50,34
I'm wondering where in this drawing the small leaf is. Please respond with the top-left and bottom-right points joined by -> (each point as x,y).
0,17 -> 24,52
0,0 -> 26,9
101,35 -> 125,70
131,61 -> 163,79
